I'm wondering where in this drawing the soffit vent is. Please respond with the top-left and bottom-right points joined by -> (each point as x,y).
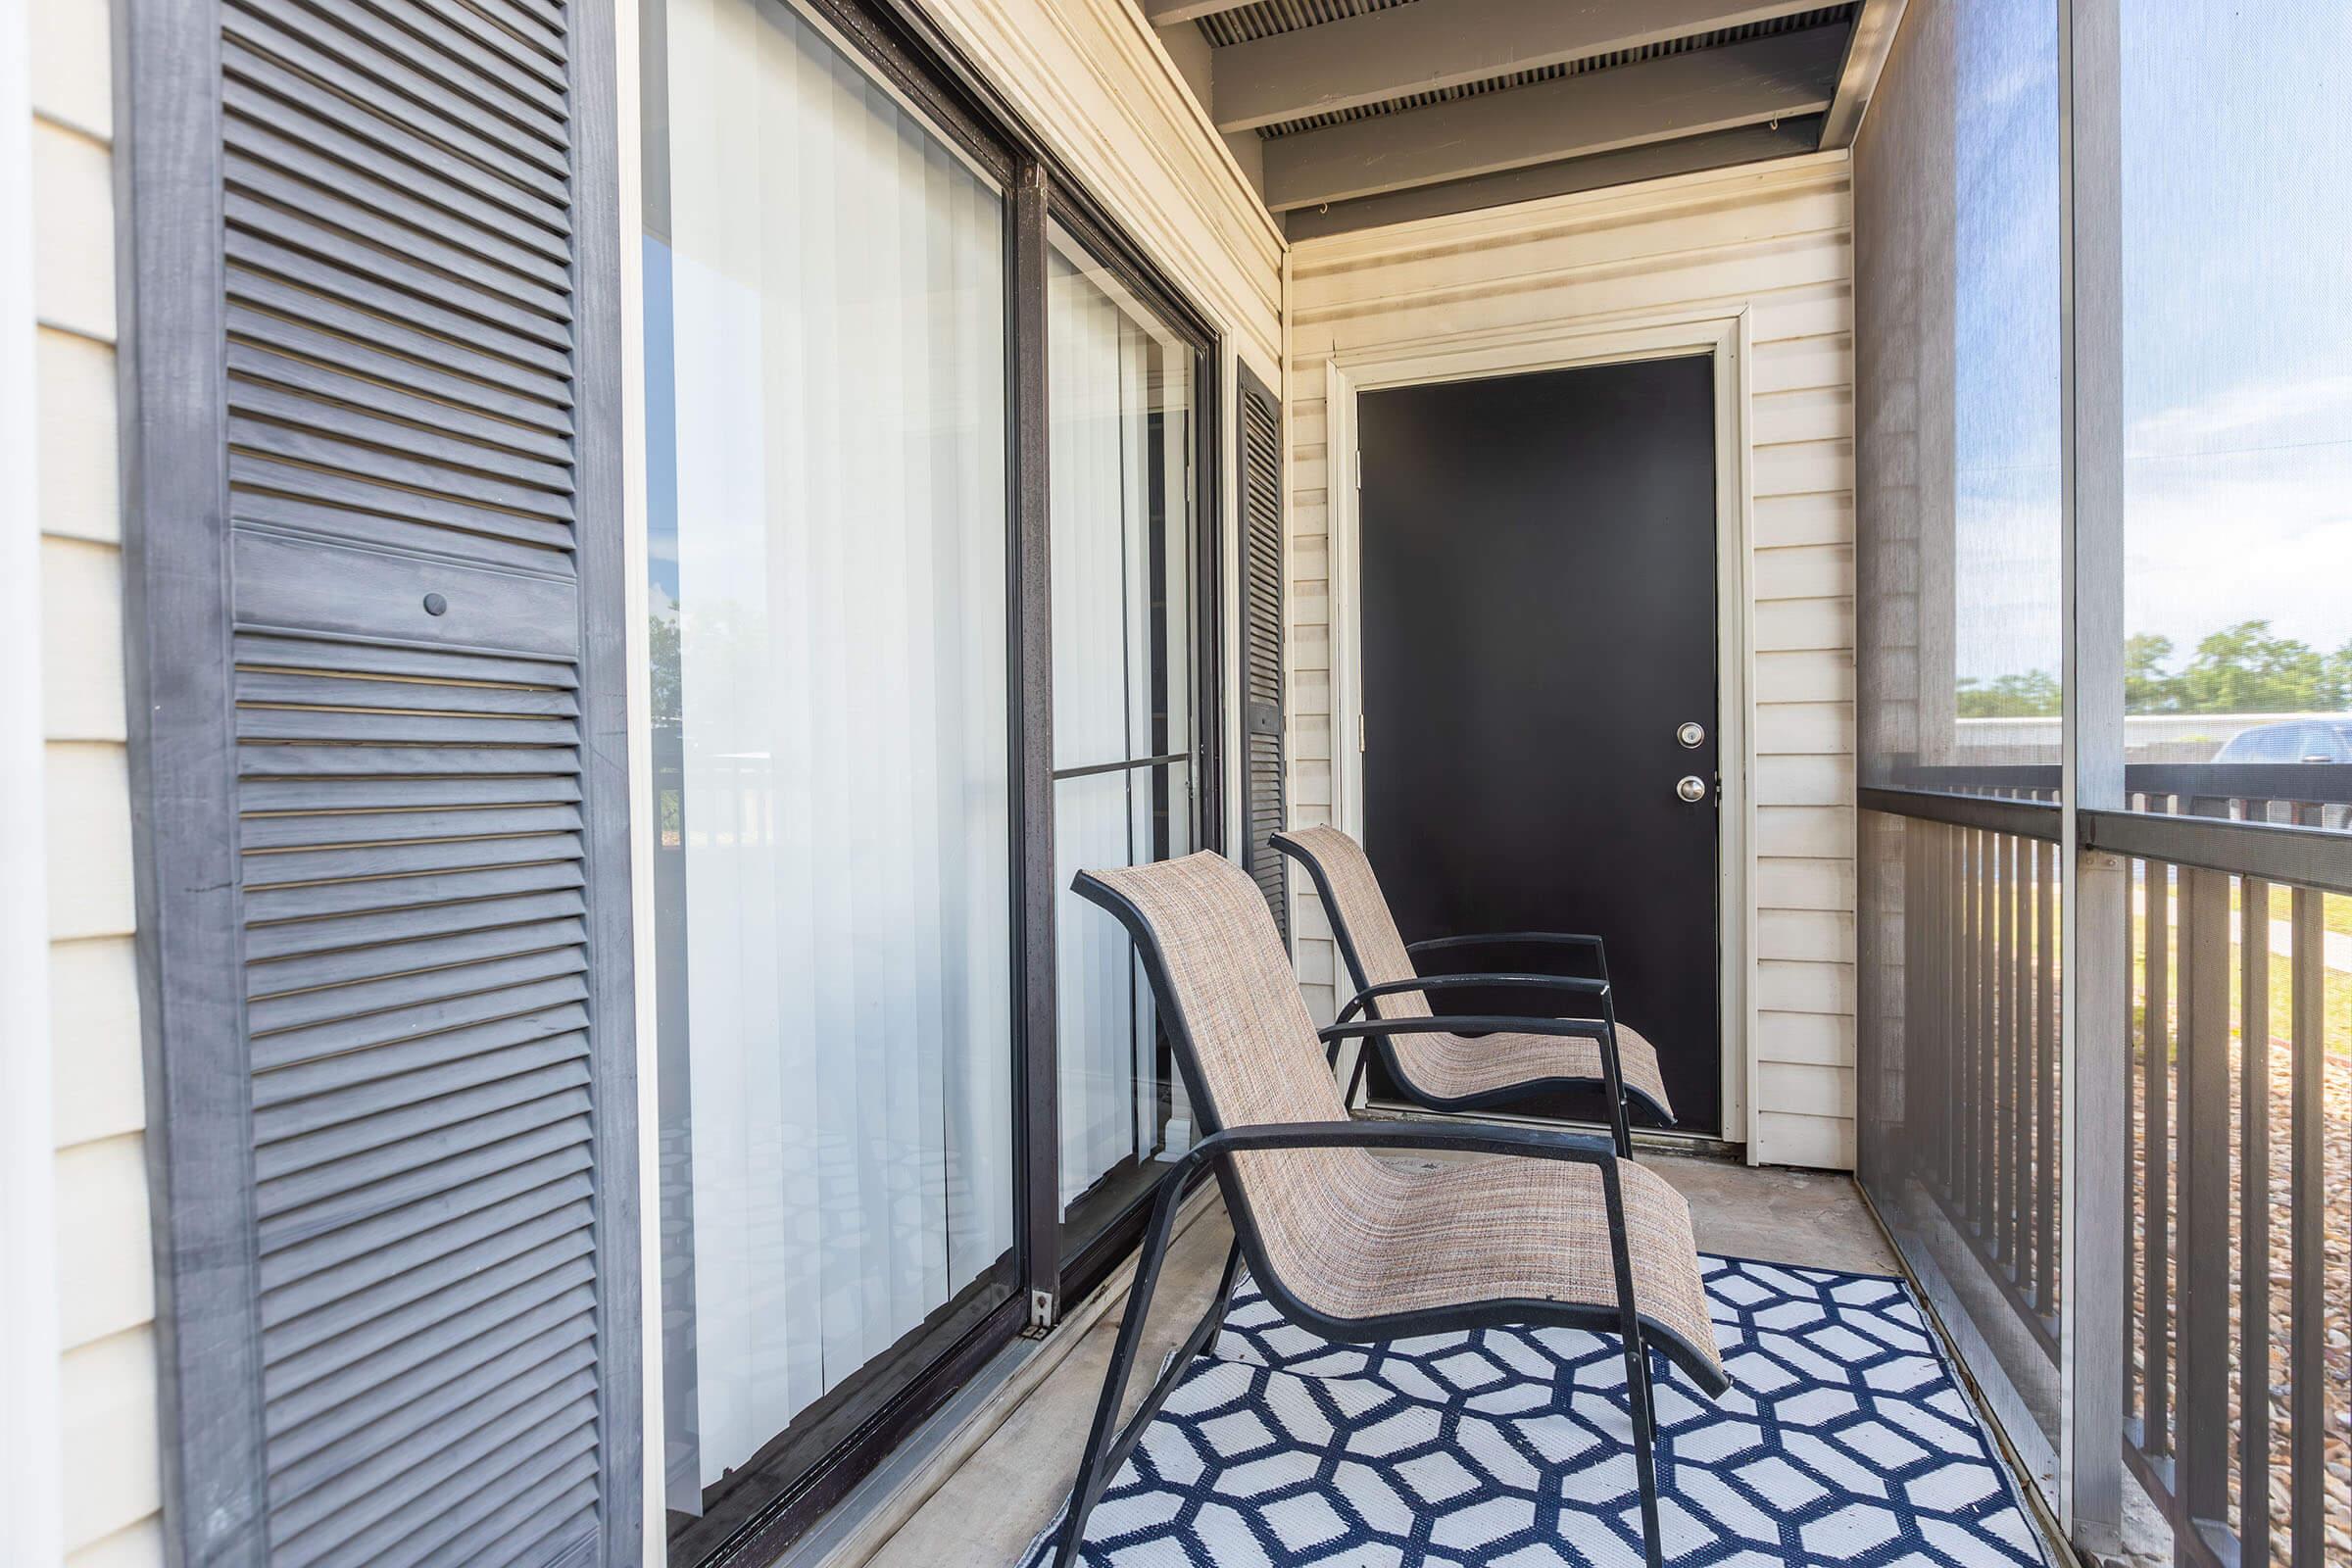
1199,0 -> 1421,49
1241,4 -> 1858,139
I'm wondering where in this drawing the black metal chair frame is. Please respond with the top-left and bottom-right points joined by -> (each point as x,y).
1052,867 -> 1732,1568
1273,829 -> 1676,1154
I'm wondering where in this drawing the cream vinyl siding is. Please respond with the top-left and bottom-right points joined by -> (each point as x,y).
924,0 -> 1283,385
1283,153 -> 1858,1170
29,0 -> 163,1562
917,0 -> 1289,878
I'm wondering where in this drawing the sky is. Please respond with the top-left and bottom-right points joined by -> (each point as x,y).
1949,0 -> 2352,685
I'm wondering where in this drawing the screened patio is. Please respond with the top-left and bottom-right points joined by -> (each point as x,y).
766,0 -> 2352,1563
43,0 -> 2344,1563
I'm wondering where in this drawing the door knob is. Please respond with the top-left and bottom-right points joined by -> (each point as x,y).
1677,720 -> 1705,749
1676,774 -> 1708,804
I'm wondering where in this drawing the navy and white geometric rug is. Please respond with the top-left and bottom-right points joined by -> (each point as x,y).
1021,1254 -> 2049,1567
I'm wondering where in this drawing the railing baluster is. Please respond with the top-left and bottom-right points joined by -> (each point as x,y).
2036,834 -> 2057,1316
2009,825 -> 2028,1282
1961,825 -> 1979,1215
1991,820 -> 2011,1258
1945,821 -> 1964,1200
2238,840 -> 2271,1567
1978,825 -> 1995,1235
2288,803 -> 2324,1568
2147,819 -> 2174,1457
2179,796 -> 2231,1558
1904,818 -> 1928,1194
2127,838 -> 2142,1426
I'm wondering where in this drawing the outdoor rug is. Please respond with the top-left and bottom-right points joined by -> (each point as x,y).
1019,1253 -> 2049,1567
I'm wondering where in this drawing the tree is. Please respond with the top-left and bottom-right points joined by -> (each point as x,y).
2177,619 -> 2328,714
1953,623 -> 2352,723
2322,641 -> 2352,713
649,612 -> 683,726
2124,633 -> 2180,712
1956,669 -> 2062,717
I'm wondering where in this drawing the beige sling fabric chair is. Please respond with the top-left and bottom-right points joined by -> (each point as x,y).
1054,851 -> 1727,1568
1275,824 -> 1675,1153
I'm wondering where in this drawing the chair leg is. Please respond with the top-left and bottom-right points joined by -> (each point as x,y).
1621,1324 -> 1664,1568
1166,1236 -> 1246,1373
1608,1082 -> 1636,1159
1054,1169 -> 1191,1568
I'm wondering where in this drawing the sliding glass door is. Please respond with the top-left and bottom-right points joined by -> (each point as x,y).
642,0 -> 1019,1556
1045,223 -> 1203,1262
637,1 -> 1223,1559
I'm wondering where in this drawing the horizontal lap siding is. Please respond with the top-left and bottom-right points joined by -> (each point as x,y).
31,0 -> 167,1560
926,0 -> 1282,380
1285,156 -> 1858,1167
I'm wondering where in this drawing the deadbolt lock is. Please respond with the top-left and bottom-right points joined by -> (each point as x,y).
1676,774 -> 1708,804
1677,720 -> 1705,749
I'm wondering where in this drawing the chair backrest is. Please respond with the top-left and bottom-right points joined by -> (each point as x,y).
1272,826 -> 1428,1019
1072,853 -> 1348,1136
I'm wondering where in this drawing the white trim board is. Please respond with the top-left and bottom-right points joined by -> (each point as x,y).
1316,311 -> 1760,1155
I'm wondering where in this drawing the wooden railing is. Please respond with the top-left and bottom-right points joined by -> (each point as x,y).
2118,786 -> 2343,1568
1865,761 -> 2352,1568
1862,786 -> 2064,1364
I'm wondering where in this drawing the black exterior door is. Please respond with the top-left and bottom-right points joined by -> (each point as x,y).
1358,356 -> 1723,1134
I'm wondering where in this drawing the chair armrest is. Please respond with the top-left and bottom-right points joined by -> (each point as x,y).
1338,972 -> 1609,1021
1186,1117 -> 1618,1171
1318,1012 -> 1614,1047
1407,930 -> 1609,980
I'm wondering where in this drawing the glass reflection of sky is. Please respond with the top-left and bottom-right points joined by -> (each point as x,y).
1947,1 -> 2350,689
2119,1 -> 2352,671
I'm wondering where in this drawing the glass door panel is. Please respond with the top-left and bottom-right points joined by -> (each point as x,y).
1046,222 -> 1200,1258
642,0 -> 1016,1547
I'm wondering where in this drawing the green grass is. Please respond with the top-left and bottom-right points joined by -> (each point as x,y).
2259,881 -> 2352,940
2133,884 -> 2352,1056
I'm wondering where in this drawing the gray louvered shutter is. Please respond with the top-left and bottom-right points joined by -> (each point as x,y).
122,2 -> 639,1565
1238,362 -> 1288,937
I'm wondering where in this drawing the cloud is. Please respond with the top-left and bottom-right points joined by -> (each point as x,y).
2128,372 -> 2352,457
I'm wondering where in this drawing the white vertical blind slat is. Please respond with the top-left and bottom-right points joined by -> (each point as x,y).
659,0 -> 1012,1491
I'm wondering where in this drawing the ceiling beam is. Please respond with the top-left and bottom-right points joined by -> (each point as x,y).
1211,0 -> 1831,133
1259,25 -> 1843,212
1140,0 -> 1262,24
1283,116 -> 1821,241
1819,0 -> 1908,146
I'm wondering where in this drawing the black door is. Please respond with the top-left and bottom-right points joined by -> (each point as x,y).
1358,356 -> 1723,1133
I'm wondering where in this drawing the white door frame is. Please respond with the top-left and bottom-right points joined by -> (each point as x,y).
1322,308 -> 1758,1151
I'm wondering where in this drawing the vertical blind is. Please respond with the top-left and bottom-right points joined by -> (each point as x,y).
1047,237 -> 1197,1222
650,0 -> 1014,1495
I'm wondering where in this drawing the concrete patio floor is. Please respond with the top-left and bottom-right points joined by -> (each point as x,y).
848,1150 -> 1899,1568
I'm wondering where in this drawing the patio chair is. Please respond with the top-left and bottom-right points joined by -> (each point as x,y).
1274,824 -> 1676,1155
1055,851 -> 1729,1568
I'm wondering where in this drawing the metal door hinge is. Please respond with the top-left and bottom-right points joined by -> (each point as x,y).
1354,447 -> 1362,489
1023,1288 -> 1056,1338
1358,713 -> 1367,753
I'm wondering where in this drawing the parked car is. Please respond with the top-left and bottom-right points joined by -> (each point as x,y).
2212,719 -> 2352,828
2214,718 -> 2352,764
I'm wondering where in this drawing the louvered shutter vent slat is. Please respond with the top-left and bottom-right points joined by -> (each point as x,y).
135,0 -> 634,1561
1238,365 -> 1288,936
